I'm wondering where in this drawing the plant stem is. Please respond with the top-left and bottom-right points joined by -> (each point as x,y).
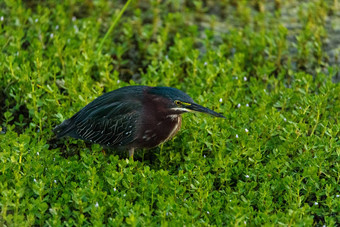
96,0 -> 133,54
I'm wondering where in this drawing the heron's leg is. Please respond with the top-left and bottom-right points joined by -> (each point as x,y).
129,148 -> 134,159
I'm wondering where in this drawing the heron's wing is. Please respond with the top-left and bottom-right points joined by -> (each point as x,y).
73,101 -> 141,147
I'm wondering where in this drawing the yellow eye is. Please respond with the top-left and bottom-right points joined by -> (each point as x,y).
174,100 -> 181,105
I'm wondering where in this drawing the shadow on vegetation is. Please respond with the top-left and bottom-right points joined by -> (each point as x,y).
48,136 -> 163,167
0,89 -> 31,134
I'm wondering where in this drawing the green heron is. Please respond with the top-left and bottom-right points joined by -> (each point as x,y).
53,86 -> 224,158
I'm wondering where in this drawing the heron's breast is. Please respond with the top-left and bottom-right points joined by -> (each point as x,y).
165,115 -> 182,141
136,115 -> 182,149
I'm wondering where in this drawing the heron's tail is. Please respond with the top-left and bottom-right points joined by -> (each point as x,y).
53,119 -> 76,138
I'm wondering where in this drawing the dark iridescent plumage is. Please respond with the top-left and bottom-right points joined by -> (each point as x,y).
53,86 -> 224,157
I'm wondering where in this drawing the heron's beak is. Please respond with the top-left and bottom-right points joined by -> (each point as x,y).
186,103 -> 225,118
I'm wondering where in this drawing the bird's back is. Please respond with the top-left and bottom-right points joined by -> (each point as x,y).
53,86 -> 147,148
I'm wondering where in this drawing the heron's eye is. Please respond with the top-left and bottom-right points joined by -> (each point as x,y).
174,100 -> 181,105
